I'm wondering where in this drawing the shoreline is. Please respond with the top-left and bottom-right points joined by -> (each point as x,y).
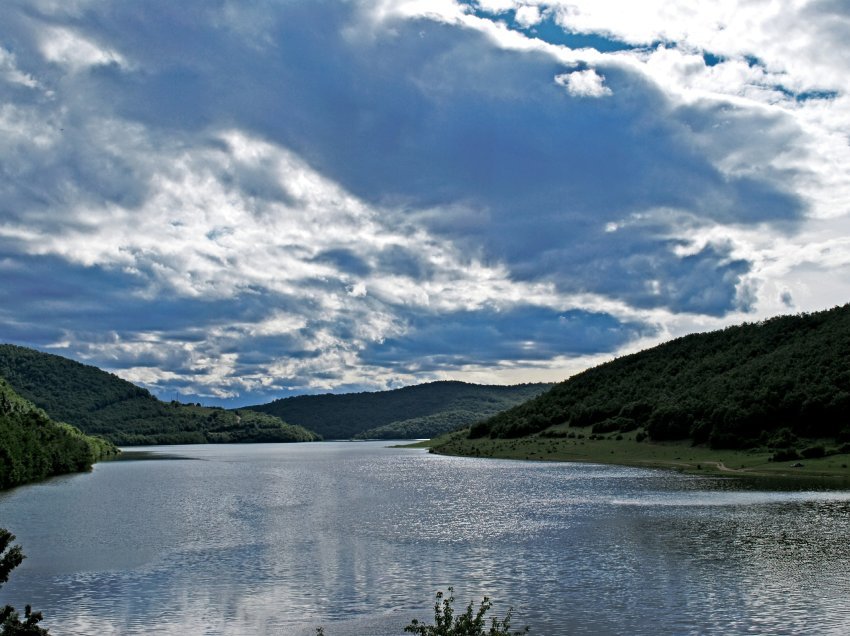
420,431 -> 850,486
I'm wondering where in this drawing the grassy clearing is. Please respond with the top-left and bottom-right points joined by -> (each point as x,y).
392,439 -> 433,448
426,426 -> 850,484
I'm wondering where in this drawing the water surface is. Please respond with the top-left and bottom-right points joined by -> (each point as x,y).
1,442 -> 848,635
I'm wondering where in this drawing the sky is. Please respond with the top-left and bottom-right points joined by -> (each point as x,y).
1,0 -> 849,406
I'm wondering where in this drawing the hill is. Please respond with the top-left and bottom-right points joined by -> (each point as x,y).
464,304 -> 850,454
245,381 -> 553,440
0,345 -> 320,445
0,377 -> 118,489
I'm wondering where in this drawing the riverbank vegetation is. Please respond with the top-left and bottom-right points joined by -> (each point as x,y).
0,379 -> 118,490
0,346 -> 319,445
429,426 -> 850,481
461,305 -> 850,457
1,528 -> 48,635
423,304 -> 850,481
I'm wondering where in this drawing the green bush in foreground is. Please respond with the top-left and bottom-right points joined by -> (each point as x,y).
316,587 -> 529,635
0,529 -> 48,635
404,588 -> 528,636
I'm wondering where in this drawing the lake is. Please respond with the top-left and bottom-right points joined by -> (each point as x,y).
1,442 -> 849,635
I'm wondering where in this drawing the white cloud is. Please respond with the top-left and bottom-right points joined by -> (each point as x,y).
0,49 -> 40,89
554,69 -> 612,97
515,5 -> 543,27
39,26 -> 128,71
407,0 -> 850,312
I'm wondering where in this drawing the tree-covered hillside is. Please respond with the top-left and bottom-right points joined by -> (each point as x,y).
0,345 -> 320,445
246,381 -> 552,440
470,304 -> 850,450
353,409 -> 507,440
0,377 -> 118,489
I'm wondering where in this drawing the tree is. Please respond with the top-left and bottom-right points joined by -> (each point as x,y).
404,588 -> 529,636
0,530 -> 48,635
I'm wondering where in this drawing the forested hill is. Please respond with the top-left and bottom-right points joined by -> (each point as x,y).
470,304 -> 850,450
0,377 -> 118,489
0,345 -> 320,445
245,381 -> 553,440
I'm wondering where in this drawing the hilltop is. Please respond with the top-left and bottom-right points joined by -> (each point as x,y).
245,381 -> 552,440
0,345 -> 320,445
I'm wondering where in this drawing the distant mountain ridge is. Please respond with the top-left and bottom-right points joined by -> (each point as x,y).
0,345 -> 550,445
469,303 -> 850,451
244,381 -> 553,440
0,345 -> 320,445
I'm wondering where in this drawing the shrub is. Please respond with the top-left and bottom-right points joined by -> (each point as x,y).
468,421 -> 492,439
539,430 -> 567,438
1,528 -> 49,635
768,427 -> 798,449
592,417 -> 636,435
771,448 -> 800,462
404,588 -> 529,636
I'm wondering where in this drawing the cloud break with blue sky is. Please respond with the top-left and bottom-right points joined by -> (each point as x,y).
1,0 -> 849,405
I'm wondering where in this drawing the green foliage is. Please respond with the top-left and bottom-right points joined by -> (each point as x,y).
404,588 -> 528,636
472,304 -> 850,450
0,346 -> 320,446
0,530 -> 49,635
0,531 -> 22,588
0,378 -> 118,489
248,381 -> 552,440
353,410 -> 484,440
0,605 -> 48,636
315,589 -> 528,636
801,445 -> 826,459
770,448 -> 800,462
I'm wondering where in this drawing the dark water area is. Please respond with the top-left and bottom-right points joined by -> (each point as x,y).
1,442 -> 848,635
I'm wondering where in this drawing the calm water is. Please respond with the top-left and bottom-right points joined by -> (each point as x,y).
1,442 -> 849,635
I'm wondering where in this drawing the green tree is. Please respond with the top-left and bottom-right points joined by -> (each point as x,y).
404,588 -> 528,636
0,530 -> 48,635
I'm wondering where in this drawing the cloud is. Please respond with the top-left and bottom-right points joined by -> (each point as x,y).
555,69 -> 611,96
363,306 -> 655,371
39,26 -> 128,71
514,5 -> 543,28
0,0 -> 848,404
0,48 -> 40,88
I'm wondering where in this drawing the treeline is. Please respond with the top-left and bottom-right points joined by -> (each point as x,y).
101,404 -> 322,445
0,378 -> 118,490
354,409 -> 526,440
247,381 -> 552,440
0,345 -> 319,445
471,304 -> 850,450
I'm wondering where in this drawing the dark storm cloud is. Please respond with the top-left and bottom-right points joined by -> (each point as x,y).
363,306 -> 656,372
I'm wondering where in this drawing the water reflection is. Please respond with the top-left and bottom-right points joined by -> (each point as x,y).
0,443 -> 848,635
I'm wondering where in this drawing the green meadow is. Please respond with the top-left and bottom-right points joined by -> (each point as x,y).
425,425 -> 850,483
